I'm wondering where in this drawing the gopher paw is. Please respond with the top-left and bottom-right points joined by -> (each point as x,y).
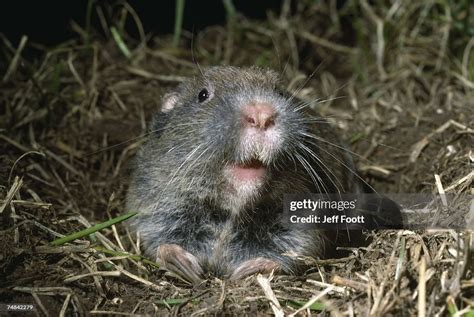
157,244 -> 204,283
230,257 -> 281,280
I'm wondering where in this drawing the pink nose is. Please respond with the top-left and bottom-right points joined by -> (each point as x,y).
242,103 -> 276,130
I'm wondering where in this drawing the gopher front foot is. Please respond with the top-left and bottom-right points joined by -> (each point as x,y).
157,244 -> 204,283
230,257 -> 281,280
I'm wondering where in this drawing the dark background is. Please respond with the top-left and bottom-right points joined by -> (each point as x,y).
0,0 -> 283,46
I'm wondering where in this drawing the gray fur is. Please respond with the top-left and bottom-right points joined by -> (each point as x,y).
126,66 -> 359,280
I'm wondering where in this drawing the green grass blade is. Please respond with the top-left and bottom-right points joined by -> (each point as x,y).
172,0 -> 185,48
85,0 -> 94,43
465,309 -> 474,317
349,131 -> 365,144
110,26 -> 132,58
51,211 -> 138,246
223,0 -> 236,20
286,299 -> 325,311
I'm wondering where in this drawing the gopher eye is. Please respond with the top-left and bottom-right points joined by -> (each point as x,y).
277,89 -> 288,98
198,89 -> 210,103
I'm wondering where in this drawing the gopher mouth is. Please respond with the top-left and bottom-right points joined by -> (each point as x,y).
220,159 -> 267,213
228,159 -> 266,182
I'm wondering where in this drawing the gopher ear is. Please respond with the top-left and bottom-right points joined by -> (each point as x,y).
161,92 -> 179,113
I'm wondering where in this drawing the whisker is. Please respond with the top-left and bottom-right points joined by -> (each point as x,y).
83,122 -> 205,157
151,142 -> 210,222
296,142 -> 343,195
179,145 -> 213,190
293,95 -> 348,112
300,136 -> 380,196
164,143 -> 205,190
191,30 -> 205,77
294,153 -> 328,196
83,135 -> 147,157
299,131 -> 368,162
287,61 -> 325,104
